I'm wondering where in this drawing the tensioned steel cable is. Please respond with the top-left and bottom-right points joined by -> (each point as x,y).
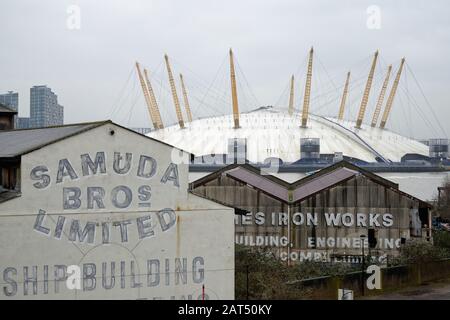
109,65 -> 135,118
405,63 -> 447,138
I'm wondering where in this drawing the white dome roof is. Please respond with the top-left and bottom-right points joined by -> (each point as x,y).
147,107 -> 428,163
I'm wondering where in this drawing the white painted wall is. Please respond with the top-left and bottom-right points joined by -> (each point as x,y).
0,123 -> 234,299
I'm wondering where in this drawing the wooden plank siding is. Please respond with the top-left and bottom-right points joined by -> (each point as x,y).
193,172 -> 424,257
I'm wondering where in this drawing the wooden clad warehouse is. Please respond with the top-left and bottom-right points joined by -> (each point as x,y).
191,162 -> 432,263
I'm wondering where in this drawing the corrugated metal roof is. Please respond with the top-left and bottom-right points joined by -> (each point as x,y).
290,160 -> 398,190
226,167 -> 289,202
190,163 -> 292,190
0,121 -> 108,158
191,161 -> 431,207
292,167 -> 357,202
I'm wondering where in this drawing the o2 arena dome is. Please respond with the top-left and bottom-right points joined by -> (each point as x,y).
147,106 -> 428,164
139,49 -> 443,165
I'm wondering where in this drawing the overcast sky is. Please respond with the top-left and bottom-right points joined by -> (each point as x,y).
1,0 -> 449,139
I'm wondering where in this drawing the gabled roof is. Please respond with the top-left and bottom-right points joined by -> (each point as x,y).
226,166 -> 291,202
190,161 -> 431,207
292,160 -> 399,190
191,163 -> 291,189
0,121 -> 108,158
0,120 -> 190,159
292,166 -> 358,202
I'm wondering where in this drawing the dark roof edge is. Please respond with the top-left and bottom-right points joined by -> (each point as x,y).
292,161 -> 399,190
292,174 -> 357,204
107,121 -> 191,155
3,120 -> 191,157
190,161 -> 431,206
18,120 -> 110,157
189,163 -> 240,189
189,163 -> 292,190
0,119 -> 109,133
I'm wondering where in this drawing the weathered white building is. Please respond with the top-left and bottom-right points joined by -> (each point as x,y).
0,120 -> 234,299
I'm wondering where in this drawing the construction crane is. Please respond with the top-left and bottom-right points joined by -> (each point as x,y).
301,47 -> 314,127
229,48 -> 240,129
135,62 -> 159,130
143,68 -> 164,129
371,65 -> 392,127
164,54 -> 185,129
355,50 -> 379,129
288,75 -> 295,116
338,71 -> 351,120
380,58 -> 405,129
179,73 -> 193,123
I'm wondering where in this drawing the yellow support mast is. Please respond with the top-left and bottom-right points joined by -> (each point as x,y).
229,48 -> 240,129
143,68 -> 164,129
288,75 -> 295,116
301,47 -> 313,127
371,65 -> 392,127
164,54 -> 185,129
135,62 -> 158,130
338,71 -> 351,120
380,58 -> 405,129
355,50 -> 379,129
179,73 -> 193,123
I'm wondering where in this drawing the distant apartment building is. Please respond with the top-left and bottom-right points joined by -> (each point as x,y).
29,85 -> 64,128
0,86 -> 64,129
0,91 -> 18,127
17,117 -> 30,129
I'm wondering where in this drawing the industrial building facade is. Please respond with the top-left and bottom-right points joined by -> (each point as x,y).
0,121 -> 234,299
191,162 -> 432,263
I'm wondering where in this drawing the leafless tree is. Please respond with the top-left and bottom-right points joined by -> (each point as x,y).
438,177 -> 450,219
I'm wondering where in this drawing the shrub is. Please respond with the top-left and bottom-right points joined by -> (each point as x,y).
234,245 -> 359,299
235,245 -> 298,299
397,239 -> 450,264
433,230 -> 450,251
